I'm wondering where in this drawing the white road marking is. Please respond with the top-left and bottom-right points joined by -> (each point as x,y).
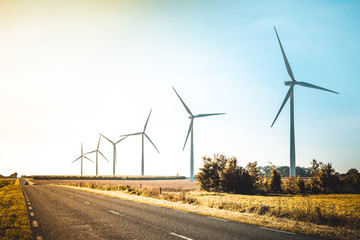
207,216 -> 228,222
32,221 -> 39,227
173,209 -> 188,213
30,212 -> 35,217
259,227 -> 296,235
28,206 -> 32,210
109,210 -> 120,215
170,232 -> 194,240
84,201 -> 90,204
36,236 -> 43,240
27,202 -> 31,205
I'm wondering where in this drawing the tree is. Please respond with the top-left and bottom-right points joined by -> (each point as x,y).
269,166 -> 282,193
9,172 -> 18,178
309,159 -> 340,193
195,155 -> 226,192
196,155 -> 254,194
246,161 -> 261,189
344,168 -> 360,193
318,163 -> 339,193
220,158 -> 254,194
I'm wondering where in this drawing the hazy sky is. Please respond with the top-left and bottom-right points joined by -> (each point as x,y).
0,0 -> 359,177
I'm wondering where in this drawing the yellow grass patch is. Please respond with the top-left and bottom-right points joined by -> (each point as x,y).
0,180 -> 32,239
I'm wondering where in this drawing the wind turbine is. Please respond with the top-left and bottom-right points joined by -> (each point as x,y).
72,142 -> 94,176
121,109 -> 160,176
172,87 -> 225,181
100,134 -> 127,176
85,135 -> 109,176
271,26 -> 338,177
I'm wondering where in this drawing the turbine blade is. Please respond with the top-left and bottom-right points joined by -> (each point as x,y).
183,119 -> 193,151
194,113 -> 225,118
296,81 -> 339,94
172,87 -> 193,116
81,142 -> 83,155
115,136 -> 128,144
72,156 -> 81,163
97,135 -> 101,150
84,150 -> 96,155
120,132 -> 142,137
84,155 -> 94,163
143,109 -> 152,132
144,133 -> 160,153
99,134 -> 114,144
271,85 -> 294,127
274,26 -> 295,82
98,150 -> 109,162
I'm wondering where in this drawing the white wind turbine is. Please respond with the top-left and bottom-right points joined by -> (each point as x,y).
100,134 -> 127,176
172,87 -> 225,181
72,142 -> 94,176
85,135 -> 109,176
271,26 -> 338,177
121,109 -> 160,176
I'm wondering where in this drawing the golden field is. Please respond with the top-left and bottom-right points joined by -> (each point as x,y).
0,179 -> 31,239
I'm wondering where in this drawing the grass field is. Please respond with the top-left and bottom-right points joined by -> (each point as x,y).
186,192 -> 360,228
33,178 -> 198,190
48,178 -> 359,239
0,179 -> 32,239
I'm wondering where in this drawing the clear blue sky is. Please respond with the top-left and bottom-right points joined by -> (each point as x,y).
0,0 -> 359,176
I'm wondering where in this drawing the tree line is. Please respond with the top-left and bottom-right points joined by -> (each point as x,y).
195,155 -> 360,194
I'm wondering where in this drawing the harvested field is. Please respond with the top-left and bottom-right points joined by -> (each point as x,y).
32,179 -> 199,191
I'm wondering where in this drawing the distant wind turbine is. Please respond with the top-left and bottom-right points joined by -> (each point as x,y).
121,109 -> 160,176
172,87 -> 225,181
85,135 -> 109,176
271,26 -> 338,177
72,142 -> 94,176
100,134 -> 127,176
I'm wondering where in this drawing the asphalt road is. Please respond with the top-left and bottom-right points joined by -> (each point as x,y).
22,184 -> 321,240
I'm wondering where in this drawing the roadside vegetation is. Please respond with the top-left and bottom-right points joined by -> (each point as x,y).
29,175 -> 186,180
0,179 -> 32,239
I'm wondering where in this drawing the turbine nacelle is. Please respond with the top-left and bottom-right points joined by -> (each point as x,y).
284,80 -> 293,86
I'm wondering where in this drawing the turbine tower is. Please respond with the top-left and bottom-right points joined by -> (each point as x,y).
172,87 -> 225,181
271,26 -> 338,177
100,134 -> 127,176
121,109 -> 160,176
72,142 -> 94,176
85,135 -> 109,176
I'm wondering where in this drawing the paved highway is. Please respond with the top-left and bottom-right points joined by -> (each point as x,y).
22,185 -> 321,240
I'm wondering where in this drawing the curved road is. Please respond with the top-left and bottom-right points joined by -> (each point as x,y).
22,184 -> 321,240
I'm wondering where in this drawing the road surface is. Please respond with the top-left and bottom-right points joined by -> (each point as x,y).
22,184 -> 321,240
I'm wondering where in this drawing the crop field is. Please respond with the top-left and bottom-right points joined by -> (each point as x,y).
0,179 -> 32,239
32,178 -> 198,190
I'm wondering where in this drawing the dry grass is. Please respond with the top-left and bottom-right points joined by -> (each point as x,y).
33,178 -> 198,190
0,179 -> 32,239
186,192 -> 360,228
